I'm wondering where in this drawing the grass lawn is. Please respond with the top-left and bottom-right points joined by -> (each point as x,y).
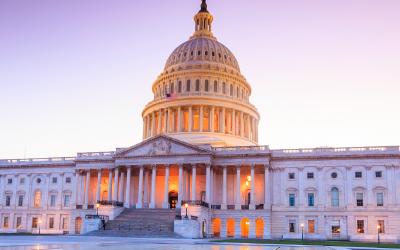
212,239 -> 400,249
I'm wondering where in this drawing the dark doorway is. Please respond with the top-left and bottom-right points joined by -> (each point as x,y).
169,191 -> 178,209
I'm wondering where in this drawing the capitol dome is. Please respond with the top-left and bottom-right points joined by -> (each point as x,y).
142,0 -> 260,147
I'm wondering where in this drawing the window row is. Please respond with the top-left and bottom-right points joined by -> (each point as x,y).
154,79 -> 250,101
288,170 -> 384,180
3,191 -> 72,208
288,189 -> 385,207
1,216 -> 69,231
288,219 -> 385,234
4,176 -> 72,185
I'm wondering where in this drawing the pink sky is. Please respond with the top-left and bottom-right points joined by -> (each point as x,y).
0,0 -> 399,158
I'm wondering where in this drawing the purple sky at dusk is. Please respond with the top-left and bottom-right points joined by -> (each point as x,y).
1,0 -> 399,158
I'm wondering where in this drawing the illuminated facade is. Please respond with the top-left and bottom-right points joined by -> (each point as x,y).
0,0 -> 399,242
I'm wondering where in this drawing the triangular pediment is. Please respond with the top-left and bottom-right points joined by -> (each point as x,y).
115,135 -> 212,158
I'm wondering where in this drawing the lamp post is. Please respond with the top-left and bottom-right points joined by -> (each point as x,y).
300,223 -> 304,241
184,203 -> 189,219
38,219 -> 42,235
377,225 -> 381,244
96,203 -> 100,216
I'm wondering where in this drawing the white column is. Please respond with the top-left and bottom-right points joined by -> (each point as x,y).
188,106 -> 193,132
191,165 -> 197,200
125,167 -> 131,208
149,165 -> 157,208
199,106 -> 204,132
177,107 -> 182,132
118,172 -> 124,202
84,171 -> 90,208
151,112 -> 155,137
205,164 -> 211,203
240,112 -> 244,136
177,164 -> 183,208
221,107 -> 226,133
113,168 -> 119,201
157,110 -> 162,134
264,165 -> 271,209
136,166 -> 144,208
222,166 -> 227,209
235,165 -> 241,210
107,170 -> 112,201
96,169 -> 102,203
250,164 -> 255,210
163,165 -> 170,208
210,106 -> 215,133
298,168 -> 304,207
232,109 -> 236,135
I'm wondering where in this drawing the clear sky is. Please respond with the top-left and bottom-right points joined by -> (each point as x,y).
1,0 -> 399,159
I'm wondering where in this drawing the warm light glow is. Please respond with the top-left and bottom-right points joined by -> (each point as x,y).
245,181 -> 249,186
184,203 -> 188,208
300,223 -> 304,228
377,225 -> 381,229
245,221 -> 250,225
247,175 -> 251,182
96,203 -> 100,208
38,219 -> 42,225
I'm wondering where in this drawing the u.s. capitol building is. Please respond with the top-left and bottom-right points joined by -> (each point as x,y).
1,1 -> 399,242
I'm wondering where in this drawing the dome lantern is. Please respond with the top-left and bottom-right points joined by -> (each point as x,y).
192,0 -> 215,40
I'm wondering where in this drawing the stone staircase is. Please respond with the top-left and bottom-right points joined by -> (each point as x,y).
87,208 -> 181,237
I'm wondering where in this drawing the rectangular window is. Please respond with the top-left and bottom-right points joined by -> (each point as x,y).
289,193 -> 296,207
332,225 -> 340,234
308,220 -> 315,234
222,82 -> 226,94
50,195 -> 57,207
170,82 -> 174,94
18,195 -> 24,207
355,171 -> 362,178
62,217 -> 68,230
377,220 -> 385,233
65,177 -> 71,184
195,80 -> 200,91
52,177 -> 57,184
289,220 -> 296,233
186,80 -> 191,92
357,220 -> 365,233
229,84 -> 233,96
375,171 -> 382,178
64,195 -> 71,207
49,217 -> 54,229
307,172 -> 314,179
377,193 -> 384,206
5,195 -> 11,207
288,173 -> 295,180
3,217 -> 9,228
214,81 -> 218,92
178,81 -> 182,93
356,193 -> 364,207
16,217 -> 22,229
205,80 -> 209,92
20,178 -> 25,184
308,193 -> 315,207
7,178 -> 12,184
32,217 -> 38,229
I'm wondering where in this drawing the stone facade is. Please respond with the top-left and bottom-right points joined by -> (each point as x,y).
0,0 -> 399,242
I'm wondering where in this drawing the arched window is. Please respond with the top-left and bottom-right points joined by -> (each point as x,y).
195,80 -> 200,91
34,190 -> 41,208
331,187 -> 339,207
186,80 -> 191,92
213,81 -> 218,92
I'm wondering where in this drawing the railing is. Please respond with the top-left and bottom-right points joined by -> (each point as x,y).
77,151 -> 115,158
256,204 -> 264,210
182,200 -> 209,208
274,146 -> 400,155
85,214 -> 109,221
98,200 -> 124,207
211,204 -> 221,210
241,205 -> 249,210
0,157 -> 76,165
213,145 -> 269,152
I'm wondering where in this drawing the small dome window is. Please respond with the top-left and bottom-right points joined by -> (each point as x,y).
212,52 -> 215,57
191,51 -> 194,56
218,53 -> 221,58
198,51 -> 201,56
205,51 -> 208,56
36,178 -> 42,184
331,172 -> 338,179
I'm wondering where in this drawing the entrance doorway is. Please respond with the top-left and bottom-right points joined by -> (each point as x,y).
75,217 -> 82,234
168,191 -> 178,209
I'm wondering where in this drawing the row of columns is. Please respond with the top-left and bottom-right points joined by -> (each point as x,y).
81,164 -> 271,210
143,106 -> 258,142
